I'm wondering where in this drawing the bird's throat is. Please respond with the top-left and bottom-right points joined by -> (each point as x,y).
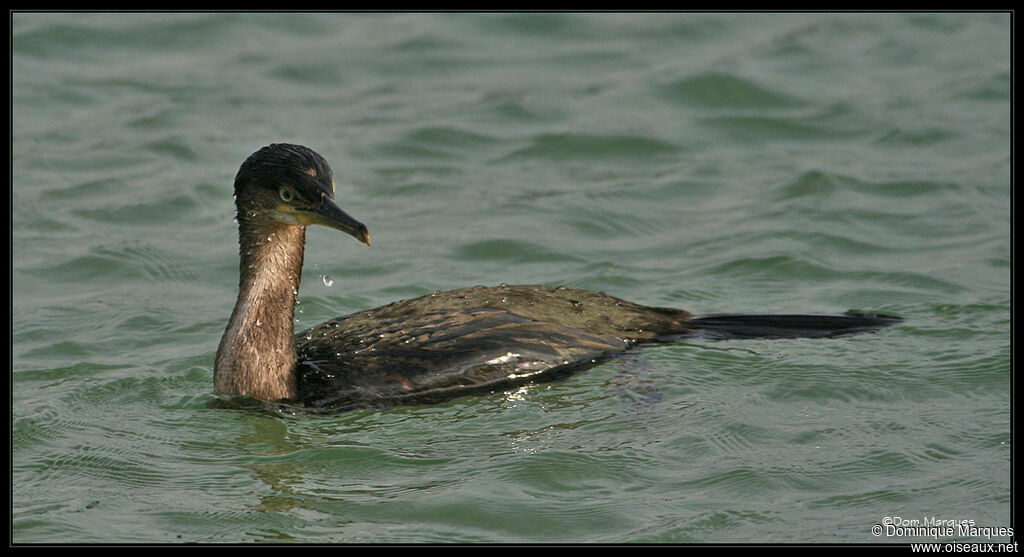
214,223 -> 307,401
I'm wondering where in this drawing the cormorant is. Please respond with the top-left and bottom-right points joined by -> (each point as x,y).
214,143 -> 900,411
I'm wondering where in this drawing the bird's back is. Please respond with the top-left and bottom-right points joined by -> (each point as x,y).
294,284 -> 692,410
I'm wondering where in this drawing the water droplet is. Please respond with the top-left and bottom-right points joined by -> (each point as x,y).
322,275 -> 334,287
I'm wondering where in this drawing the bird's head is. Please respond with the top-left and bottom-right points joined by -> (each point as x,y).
233,143 -> 370,246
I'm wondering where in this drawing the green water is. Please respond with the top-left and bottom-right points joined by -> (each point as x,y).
12,12 -> 1011,544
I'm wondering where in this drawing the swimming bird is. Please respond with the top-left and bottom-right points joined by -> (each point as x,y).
215,143 -> 900,411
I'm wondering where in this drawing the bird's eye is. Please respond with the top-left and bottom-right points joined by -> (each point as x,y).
279,188 -> 294,202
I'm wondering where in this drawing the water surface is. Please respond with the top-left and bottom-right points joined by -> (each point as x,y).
12,12 -> 1011,543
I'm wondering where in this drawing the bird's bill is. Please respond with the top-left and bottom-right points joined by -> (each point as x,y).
286,198 -> 371,247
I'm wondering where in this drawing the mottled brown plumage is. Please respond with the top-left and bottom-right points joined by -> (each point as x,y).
294,284 -> 691,410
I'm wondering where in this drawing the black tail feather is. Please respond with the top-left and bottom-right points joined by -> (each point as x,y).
686,312 -> 902,340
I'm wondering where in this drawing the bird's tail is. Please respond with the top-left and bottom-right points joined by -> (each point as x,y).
685,312 -> 902,340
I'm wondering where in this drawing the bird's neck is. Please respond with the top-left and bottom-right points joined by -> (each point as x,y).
215,221 -> 307,401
